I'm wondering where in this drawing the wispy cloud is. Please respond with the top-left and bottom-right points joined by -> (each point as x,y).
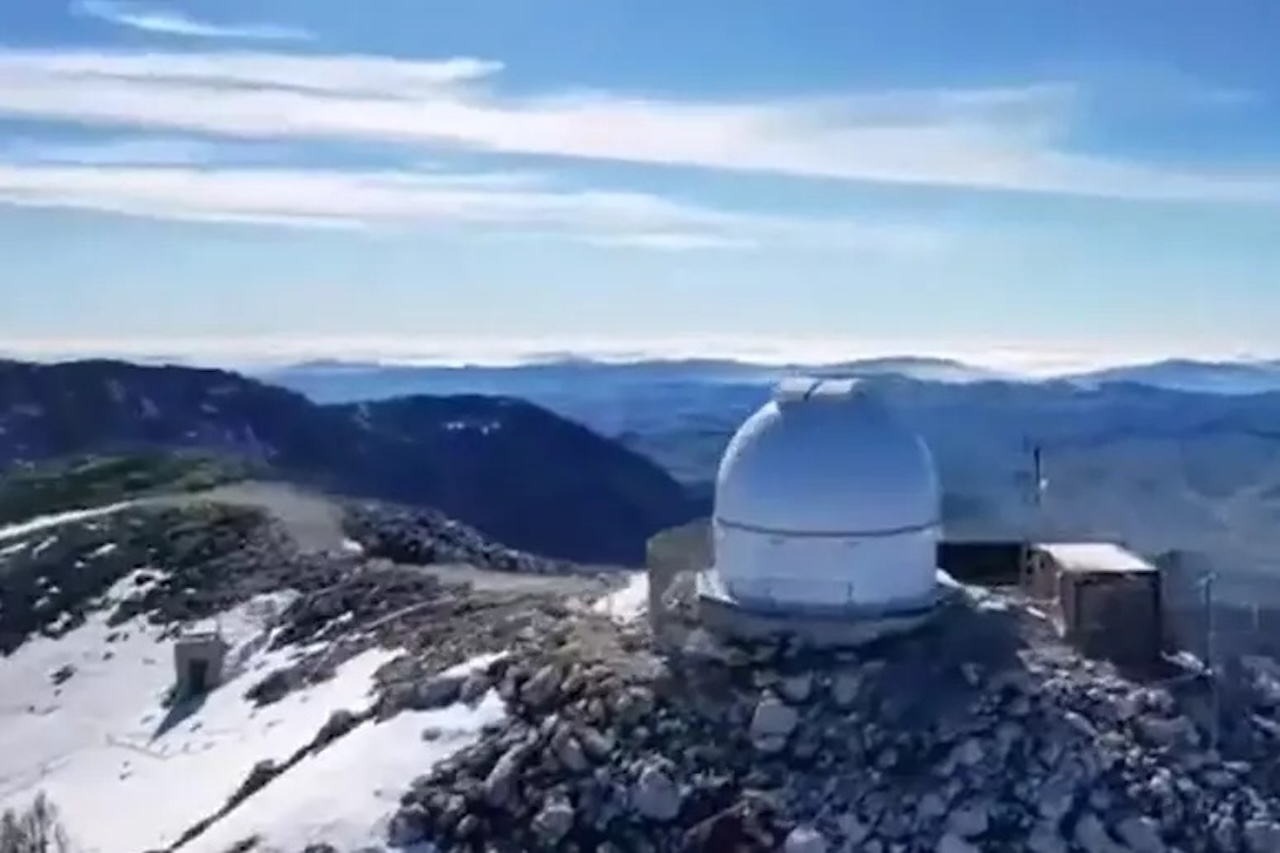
0,157 -> 947,251
76,1 -> 312,42
0,48 -> 1277,202
0,136 -> 222,166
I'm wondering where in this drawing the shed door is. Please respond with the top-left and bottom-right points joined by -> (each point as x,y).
187,659 -> 210,694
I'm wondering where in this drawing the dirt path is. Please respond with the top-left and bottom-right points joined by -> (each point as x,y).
163,482 -> 612,598
153,481 -> 351,555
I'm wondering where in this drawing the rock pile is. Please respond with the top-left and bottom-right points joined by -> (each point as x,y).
342,503 -> 585,575
391,594 -> 1280,853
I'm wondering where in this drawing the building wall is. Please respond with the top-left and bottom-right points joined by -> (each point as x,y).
1025,551 -> 1063,601
174,635 -> 228,693
713,521 -> 939,610
937,541 -> 1025,586
1062,571 -> 1161,666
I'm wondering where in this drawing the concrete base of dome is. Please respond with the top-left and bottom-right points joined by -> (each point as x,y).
694,569 -> 951,650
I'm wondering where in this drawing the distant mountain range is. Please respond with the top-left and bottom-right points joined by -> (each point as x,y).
261,355 -> 1280,401
4,354 -> 1280,590
261,355 -> 1280,589
0,359 -> 695,564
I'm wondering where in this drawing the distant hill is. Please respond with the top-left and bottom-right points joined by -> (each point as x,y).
0,359 -> 695,564
1065,358 -> 1280,395
260,355 -> 1012,406
261,356 -> 1280,583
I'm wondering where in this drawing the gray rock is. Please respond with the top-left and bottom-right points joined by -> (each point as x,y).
916,792 -> 948,822
458,668 -> 493,704
410,673 -> 463,709
952,738 -> 984,768
1115,815 -> 1166,853
483,744 -> 525,809
836,813 -> 870,845
1073,812 -> 1123,853
750,692 -> 798,753
946,802 -> 990,839
631,761 -> 682,822
1136,714 -> 1198,749
386,805 -> 426,848
521,663 -> 563,709
1026,821 -> 1069,853
936,834 -> 981,853
830,672 -> 860,708
533,793 -> 575,845
1245,819 -> 1280,853
784,825 -> 828,853
780,672 -> 814,704
578,725 -> 615,762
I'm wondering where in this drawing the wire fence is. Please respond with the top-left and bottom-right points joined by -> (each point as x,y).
1161,559 -> 1280,668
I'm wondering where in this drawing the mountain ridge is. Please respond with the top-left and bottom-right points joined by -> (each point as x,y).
0,358 -> 695,565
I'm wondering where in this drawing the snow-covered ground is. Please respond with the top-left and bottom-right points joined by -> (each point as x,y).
184,653 -> 509,853
0,502 -> 136,544
592,571 -> 648,623
0,573 -> 400,853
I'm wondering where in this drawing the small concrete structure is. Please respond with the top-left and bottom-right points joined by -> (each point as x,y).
1026,542 -> 1162,666
173,630 -> 229,697
694,376 -> 949,648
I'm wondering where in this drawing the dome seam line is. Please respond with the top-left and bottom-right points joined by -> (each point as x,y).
713,516 -> 941,539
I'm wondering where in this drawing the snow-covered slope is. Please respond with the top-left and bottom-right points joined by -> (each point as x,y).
0,571 -> 394,852
0,564 -> 511,853
184,654 -> 506,853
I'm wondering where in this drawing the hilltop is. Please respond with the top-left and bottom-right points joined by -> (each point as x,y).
7,478 -> 1280,852
0,359 -> 696,564
0,462 -> 616,851
4,363 -> 1280,851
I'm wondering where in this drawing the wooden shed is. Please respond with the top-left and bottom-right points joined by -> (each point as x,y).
1026,542 -> 1162,667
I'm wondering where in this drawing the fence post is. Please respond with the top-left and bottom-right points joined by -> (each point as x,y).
1202,570 -> 1219,752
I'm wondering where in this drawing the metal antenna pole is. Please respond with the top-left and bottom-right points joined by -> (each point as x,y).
1203,570 -> 1219,751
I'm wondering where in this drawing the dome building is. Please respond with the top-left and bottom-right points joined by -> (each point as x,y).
695,376 -> 948,646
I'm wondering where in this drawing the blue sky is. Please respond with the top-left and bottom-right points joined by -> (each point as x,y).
0,0 -> 1278,371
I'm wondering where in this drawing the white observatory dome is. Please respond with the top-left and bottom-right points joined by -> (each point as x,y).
710,376 -> 941,613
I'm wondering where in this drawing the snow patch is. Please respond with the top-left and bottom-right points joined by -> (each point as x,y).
592,572 -> 649,623
442,419 -> 501,436
0,540 -> 27,558
0,588 -> 398,853
183,653 -> 509,853
0,502 -> 137,544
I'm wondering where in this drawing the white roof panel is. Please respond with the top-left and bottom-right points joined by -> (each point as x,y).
772,376 -> 820,404
1038,542 -> 1155,574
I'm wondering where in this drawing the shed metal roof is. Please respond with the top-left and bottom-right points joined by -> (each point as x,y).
1037,542 -> 1156,574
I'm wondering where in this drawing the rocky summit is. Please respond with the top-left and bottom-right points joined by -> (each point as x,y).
389,582 -> 1280,853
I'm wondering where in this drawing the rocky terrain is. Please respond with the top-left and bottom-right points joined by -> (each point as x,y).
7,358 -> 1280,853
0,359 -> 696,563
0,469 -> 622,851
386,580 -> 1280,853
7,459 -> 1280,852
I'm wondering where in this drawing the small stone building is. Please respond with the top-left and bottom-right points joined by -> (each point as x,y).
174,630 -> 230,697
1025,542 -> 1162,667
